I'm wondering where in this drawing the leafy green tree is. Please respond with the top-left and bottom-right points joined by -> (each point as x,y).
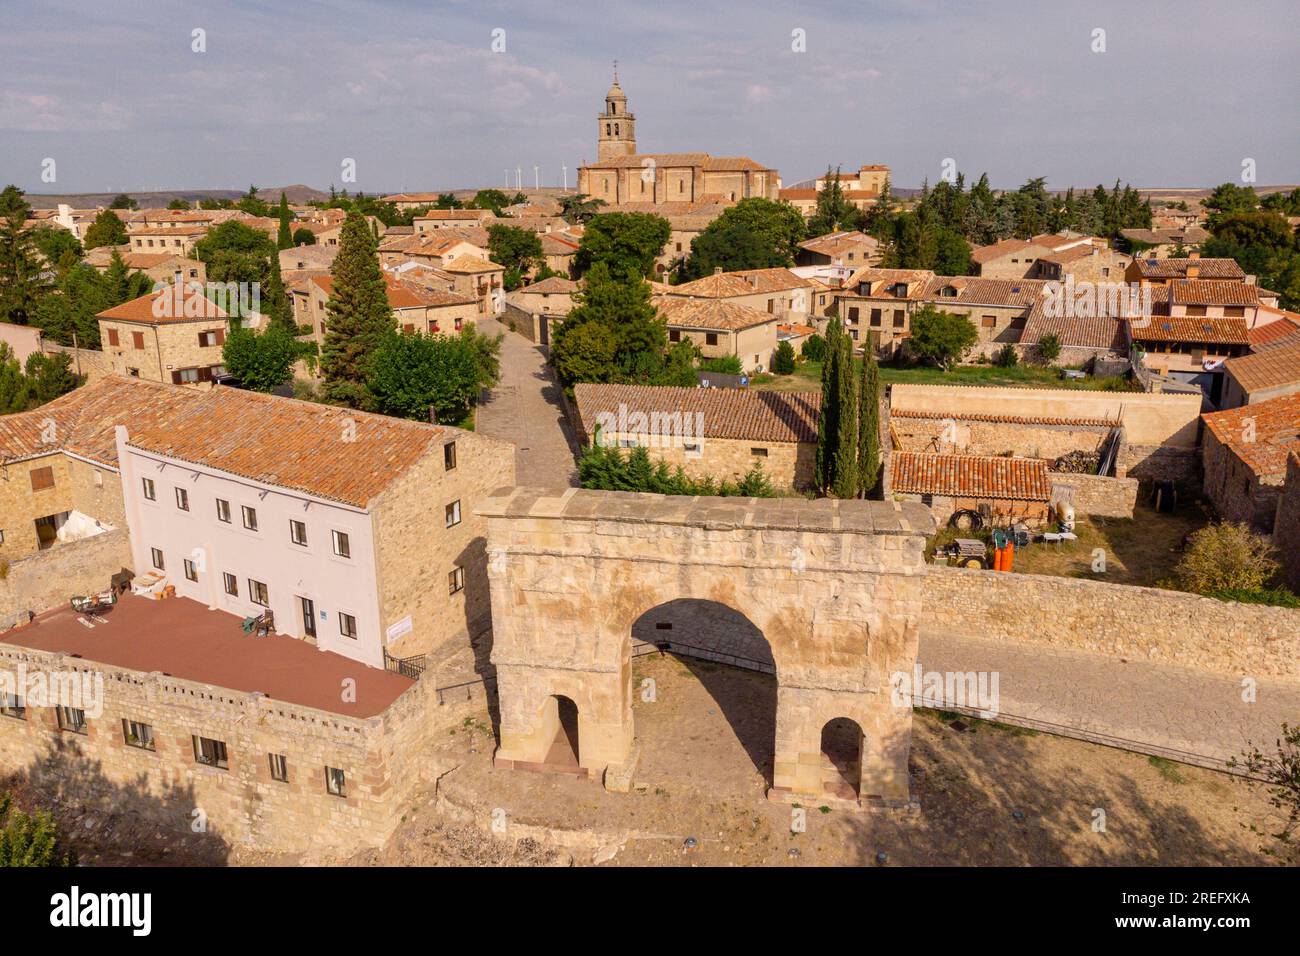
167,198 -> 191,210
772,340 -> 796,375
0,792 -> 75,866
292,227 -> 317,247
488,224 -> 543,275
558,193 -> 606,225
28,225 -> 82,269
109,193 -> 138,210
472,189 -> 511,215
550,264 -> 667,385
1203,182 -> 1259,227
686,198 -> 805,278
0,186 -> 51,324
276,193 -> 293,250
434,193 -> 463,209
699,354 -> 743,376
807,167 -> 861,236
236,184 -> 271,217
1173,523 -> 1280,595
25,351 -> 80,404
576,212 -> 671,280
908,305 -> 977,370
82,209 -> 127,250
578,442 -> 779,497
194,220 -> 276,285
367,326 -> 501,424
221,325 -> 296,392
319,212 -> 393,407
857,350 -> 881,497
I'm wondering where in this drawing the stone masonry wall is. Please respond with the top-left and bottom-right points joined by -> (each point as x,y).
921,565 -> 1300,680
0,529 -> 132,627
0,642 -> 439,854
891,414 -> 1110,461
372,428 -> 516,661
598,432 -> 815,490
1048,471 -> 1139,518
1275,454 -> 1300,594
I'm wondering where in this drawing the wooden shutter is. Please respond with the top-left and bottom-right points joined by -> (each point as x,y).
215,328 -> 225,345
132,331 -> 145,349
107,328 -> 120,347
171,370 -> 182,384
30,466 -> 55,492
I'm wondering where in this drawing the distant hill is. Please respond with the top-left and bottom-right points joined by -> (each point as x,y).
26,183 -> 330,209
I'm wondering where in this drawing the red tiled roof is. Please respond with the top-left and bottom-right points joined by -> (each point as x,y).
1249,310 -> 1300,349
0,375 -> 201,468
1126,317 -> 1250,345
655,297 -> 776,331
124,387 -> 459,507
96,284 -> 228,325
1223,340 -> 1300,395
575,384 -> 820,443
891,452 -> 1051,501
890,409 -> 1117,428
1202,393 -> 1300,478
1170,279 -> 1260,307
1130,257 -> 1245,280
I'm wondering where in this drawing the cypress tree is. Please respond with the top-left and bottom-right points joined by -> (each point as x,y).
263,254 -> 295,335
319,211 -> 393,408
830,330 -> 859,499
276,193 -> 292,250
815,317 -> 843,493
857,350 -> 881,497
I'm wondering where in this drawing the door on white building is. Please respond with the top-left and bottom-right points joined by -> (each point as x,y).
299,596 -> 317,639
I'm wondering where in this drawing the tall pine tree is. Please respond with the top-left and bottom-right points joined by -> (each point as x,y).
319,211 -> 393,408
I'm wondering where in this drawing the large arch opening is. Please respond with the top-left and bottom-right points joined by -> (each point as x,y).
820,717 -> 864,800
630,599 -> 777,794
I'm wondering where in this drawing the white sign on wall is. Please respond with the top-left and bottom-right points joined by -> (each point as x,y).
386,615 -> 413,641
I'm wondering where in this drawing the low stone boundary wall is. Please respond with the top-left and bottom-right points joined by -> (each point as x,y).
1048,471 -> 1139,518
921,564 -> 1300,680
0,530 -> 132,628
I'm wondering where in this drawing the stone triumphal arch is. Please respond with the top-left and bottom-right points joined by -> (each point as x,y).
477,487 -> 935,807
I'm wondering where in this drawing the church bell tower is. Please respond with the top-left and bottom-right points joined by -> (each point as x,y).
597,63 -> 636,161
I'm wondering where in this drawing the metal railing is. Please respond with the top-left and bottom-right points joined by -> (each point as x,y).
384,649 -> 427,680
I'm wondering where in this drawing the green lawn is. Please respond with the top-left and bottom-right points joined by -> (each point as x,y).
751,360 -> 1135,392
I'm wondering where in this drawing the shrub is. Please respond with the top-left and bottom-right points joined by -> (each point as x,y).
772,340 -> 796,375
1173,522 -> 1280,595
1035,334 -> 1062,364
993,343 -> 1019,368
801,334 -> 827,363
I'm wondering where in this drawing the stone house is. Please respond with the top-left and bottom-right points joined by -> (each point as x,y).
128,226 -> 206,257
1119,226 -> 1210,257
655,298 -> 780,374
1201,392 -> 1300,531
85,247 -> 206,285
0,376 -> 190,560
1221,340 -> 1300,409
540,232 -> 581,277
971,234 -> 1095,279
890,451 -> 1053,528
412,209 -> 496,231
1031,244 -> 1130,284
1124,254 -> 1246,286
296,274 -> 477,345
574,383 -> 819,490
833,268 -> 935,355
797,231 -> 881,269
115,383 -> 515,668
380,192 -> 448,212
97,284 -> 231,385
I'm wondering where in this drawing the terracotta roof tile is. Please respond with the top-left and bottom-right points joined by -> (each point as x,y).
125,387 -> 460,507
655,297 -> 776,331
891,452 -> 1051,501
1170,279 -> 1261,307
96,284 -> 228,325
1127,316 -> 1250,345
1223,340 -> 1300,394
1130,257 -> 1245,280
1202,393 -> 1300,478
575,384 -> 819,443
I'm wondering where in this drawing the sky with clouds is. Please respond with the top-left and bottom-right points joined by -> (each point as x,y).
2,0 -> 1297,195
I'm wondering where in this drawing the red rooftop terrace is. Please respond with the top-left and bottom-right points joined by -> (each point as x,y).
3,595 -> 412,719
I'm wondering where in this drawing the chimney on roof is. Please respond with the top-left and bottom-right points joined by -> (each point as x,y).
1186,262 -> 1200,279
713,267 -> 722,275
